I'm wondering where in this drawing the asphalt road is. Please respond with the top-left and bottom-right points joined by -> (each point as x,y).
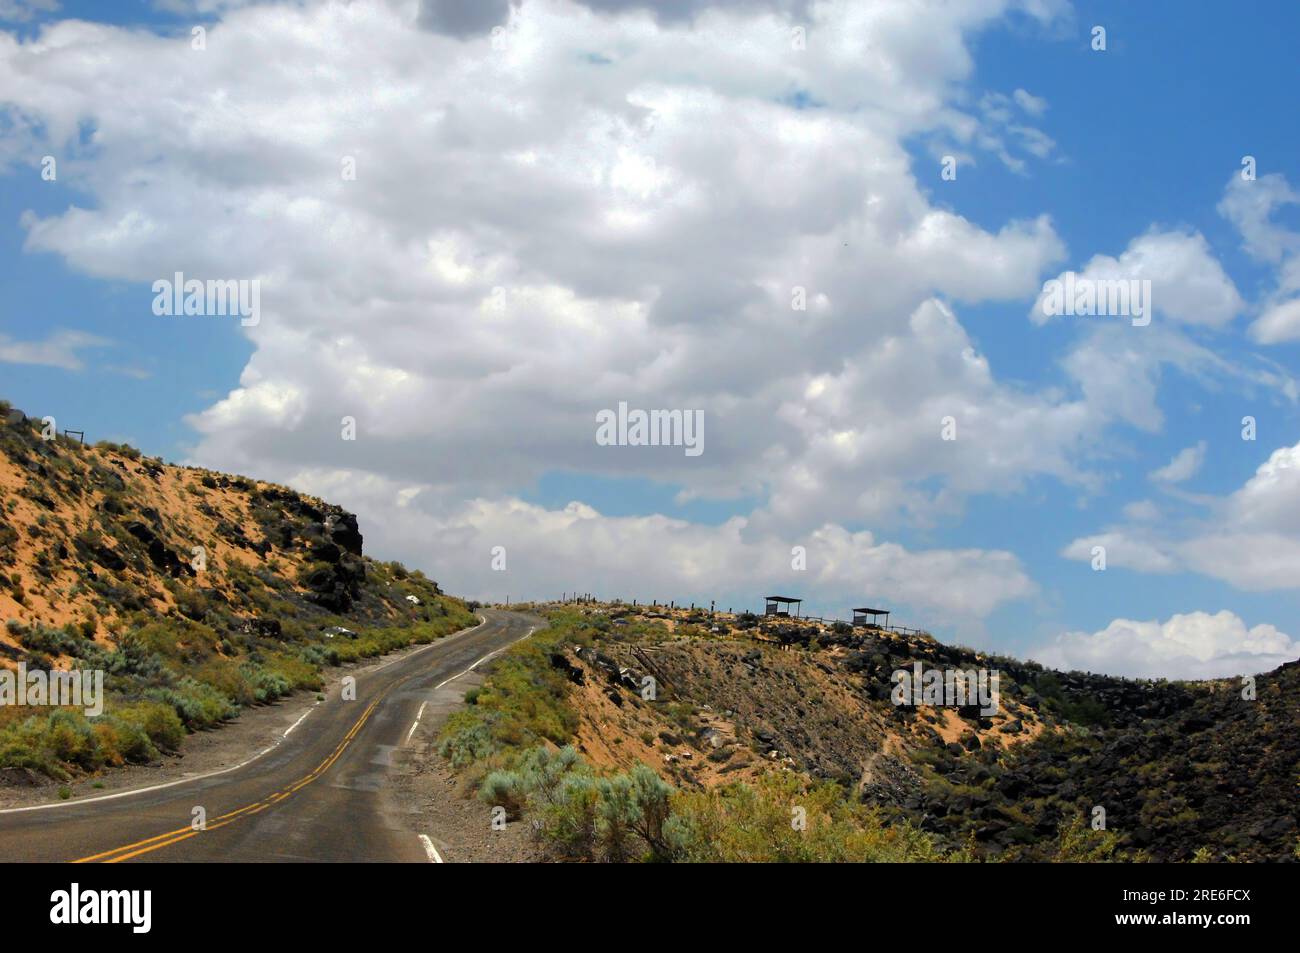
0,609 -> 540,863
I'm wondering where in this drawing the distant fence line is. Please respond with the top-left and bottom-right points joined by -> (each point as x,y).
555,593 -> 924,637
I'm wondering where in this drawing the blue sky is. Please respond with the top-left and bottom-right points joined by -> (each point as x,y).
2,0 -> 1298,677
903,1 -> 1300,653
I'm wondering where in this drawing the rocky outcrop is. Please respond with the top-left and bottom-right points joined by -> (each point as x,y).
302,554 -> 366,613
328,510 -> 363,556
125,520 -> 195,578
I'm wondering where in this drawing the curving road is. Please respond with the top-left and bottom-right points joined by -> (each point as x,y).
0,609 -> 540,863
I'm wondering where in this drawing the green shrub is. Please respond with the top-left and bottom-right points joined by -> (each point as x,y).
113,700 -> 185,752
94,715 -> 158,765
480,770 -> 527,819
44,708 -> 102,771
595,764 -> 674,862
264,652 -> 323,693
665,771 -> 948,863
146,677 -> 238,729
0,708 -> 104,778
477,745 -> 674,862
439,711 -> 502,768
1052,814 -> 1120,862
240,662 -> 292,703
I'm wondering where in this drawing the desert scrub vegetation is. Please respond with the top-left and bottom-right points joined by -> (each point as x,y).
1047,814 -> 1122,862
476,744 -> 959,863
472,740 -> 1143,864
480,745 -> 675,861
0,592 -> 475,781
0,701 -> 184,781
666,771 -> 958,862
315,618 -> 469,665
92,440 -> 142,461
439,609 -> 590,769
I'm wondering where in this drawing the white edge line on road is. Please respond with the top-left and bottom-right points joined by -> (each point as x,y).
405,720 -> 420,743
418,834 -> 444,863
282,706 -> 313,738
0,614 -> 490,816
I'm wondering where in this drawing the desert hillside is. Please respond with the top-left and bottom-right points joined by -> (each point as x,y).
443,603 -> 1300,863
0,399 -> 476,781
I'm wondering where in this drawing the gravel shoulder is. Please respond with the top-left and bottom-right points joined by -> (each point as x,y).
386,667 -> 544,863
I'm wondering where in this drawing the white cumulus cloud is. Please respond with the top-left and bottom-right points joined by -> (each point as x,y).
1031,229 -> 1243,328
1031,610 -> 1299,680
1149,441 -> 1206,484
1065,440 -> 1300,591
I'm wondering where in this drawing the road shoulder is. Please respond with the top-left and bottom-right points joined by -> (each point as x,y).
387,661 -> 544,862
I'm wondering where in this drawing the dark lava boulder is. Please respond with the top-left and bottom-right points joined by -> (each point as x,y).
125,520 -> 194,578
328,511 -> 363,556
310,540 -> 342,564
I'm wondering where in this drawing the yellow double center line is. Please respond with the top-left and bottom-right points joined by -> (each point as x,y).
73,694 -> 384,864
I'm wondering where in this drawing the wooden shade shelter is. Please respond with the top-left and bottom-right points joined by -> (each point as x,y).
764,595 -> 802,618
853,606 -> 890,628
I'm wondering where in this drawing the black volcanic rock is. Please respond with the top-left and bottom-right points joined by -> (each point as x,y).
86,540 -> 127,572
303,553 -> 366,612
329,511 -> 363,556
310,540 -> 342,564
125,520 -> 194,578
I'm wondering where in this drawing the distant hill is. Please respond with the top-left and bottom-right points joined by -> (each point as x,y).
0,399 -> 475,781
